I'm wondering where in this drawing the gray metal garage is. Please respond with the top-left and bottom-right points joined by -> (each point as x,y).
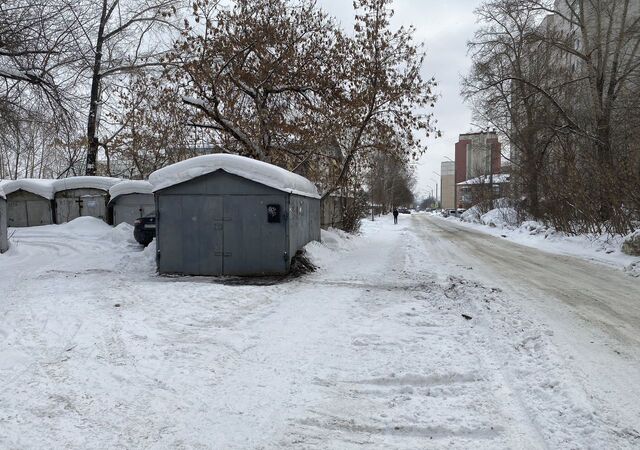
149,154 -> 321,276
0,187 -> 8,253
53,176 -> 120,224
2,179 -> 55,227
109,180 -> 154,225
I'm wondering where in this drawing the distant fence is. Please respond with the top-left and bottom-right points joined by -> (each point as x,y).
321,195 -> 351,229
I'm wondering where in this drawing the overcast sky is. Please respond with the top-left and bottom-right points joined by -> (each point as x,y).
317,0 -> 484,199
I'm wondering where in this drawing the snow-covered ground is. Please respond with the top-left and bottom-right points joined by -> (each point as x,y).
441,209 -> 640,275
1,216 -> 639,448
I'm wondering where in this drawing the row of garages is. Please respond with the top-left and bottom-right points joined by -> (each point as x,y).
1,155 -> 321,276
0,177 -> 154,229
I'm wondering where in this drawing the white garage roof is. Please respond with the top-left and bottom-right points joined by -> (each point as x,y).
149,154 -> 320,199
109,180 -> 153,202
53,176 -> 121,193
1,179 -> 56,200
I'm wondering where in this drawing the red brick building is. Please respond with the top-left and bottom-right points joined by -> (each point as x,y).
453,131 -> 502,208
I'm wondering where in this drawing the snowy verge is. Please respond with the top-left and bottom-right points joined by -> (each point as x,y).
440,211 -> 639,274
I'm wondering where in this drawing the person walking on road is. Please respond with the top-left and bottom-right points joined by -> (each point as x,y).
393,208 -> 399,224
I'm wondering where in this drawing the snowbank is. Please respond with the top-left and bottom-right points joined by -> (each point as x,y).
1,178 -> 56,199
621,230 -> 640,256
461,205 -> 482,223
109,180 -> 153,202
149,154 -> 320,198
481,207 -> 518,228
53,176 -> 121,193
304,227 -> 355,268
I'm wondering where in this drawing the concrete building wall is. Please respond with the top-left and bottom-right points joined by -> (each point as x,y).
440,161 -> 456,210
6,190 -> 54,227
0,198 -> 8,253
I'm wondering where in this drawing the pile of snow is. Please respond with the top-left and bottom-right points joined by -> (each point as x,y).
481,207 -> 518,228
109,180 -> 153,202
59,216 -> 113,236
461,206 -> 482,223
621,230 -> 640,256
149,154 -> 320,198
53,176 -> 121,193
1,178 -> 56,199
304,227 -> 356,268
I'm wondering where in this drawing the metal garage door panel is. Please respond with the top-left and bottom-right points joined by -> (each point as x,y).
7,201 -> 28,227
158,195 -> 224,276
158,196 -> 184,274
56,198 -> 80,223
223,195 -> 287,276
81,195 -> 107,220
26,200 -> 50,226
195,196 -> 223,275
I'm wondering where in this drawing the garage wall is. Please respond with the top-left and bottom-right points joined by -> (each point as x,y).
288,194 -> 321,260
6,190 -> 54,227
112,193 -> 155,225
0,198 -> 8,253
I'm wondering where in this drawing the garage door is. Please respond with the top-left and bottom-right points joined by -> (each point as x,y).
223,195 -> 287,275
158,195 -> 224,275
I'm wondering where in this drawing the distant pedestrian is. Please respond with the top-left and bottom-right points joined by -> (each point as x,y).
393,208 -> 399,224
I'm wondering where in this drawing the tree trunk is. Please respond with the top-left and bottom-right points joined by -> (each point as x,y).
85,0 -> 109,176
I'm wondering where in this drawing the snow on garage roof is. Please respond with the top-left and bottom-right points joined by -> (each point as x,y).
0,186 -> 5,200
149,154 -> 320,199
1,179 -> 56,200
53,176 -> 121,193
109,180 -> 153,202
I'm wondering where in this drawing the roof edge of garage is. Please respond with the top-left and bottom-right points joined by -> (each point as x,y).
53,176 -> 121,194
109,180 -> 153,203
1,179 -> 56,200
149,154 -> 320,199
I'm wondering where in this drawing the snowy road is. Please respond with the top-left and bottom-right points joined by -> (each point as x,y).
414,215 -> 640,437
1,216 -> 639,448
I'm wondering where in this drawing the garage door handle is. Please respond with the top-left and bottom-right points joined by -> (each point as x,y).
224,252 -> 232,257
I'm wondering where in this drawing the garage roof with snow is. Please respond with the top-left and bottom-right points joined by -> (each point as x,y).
1,179 -> 56,200
149,154 -> 320,199
109,180 -> 153,202
53,176 -> 121,193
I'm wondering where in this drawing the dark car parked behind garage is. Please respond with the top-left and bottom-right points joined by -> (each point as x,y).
134,212 -> 156,246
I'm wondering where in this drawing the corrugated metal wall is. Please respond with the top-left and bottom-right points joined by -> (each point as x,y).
156,170 -> 320,276
0,198 -> 8,253
112,193 -> 155,225
55,188 -> 109,223
289,194 -> 321,258
6,190 -> 54,227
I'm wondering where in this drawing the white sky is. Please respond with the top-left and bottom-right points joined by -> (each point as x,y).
317,0 -> 484,199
